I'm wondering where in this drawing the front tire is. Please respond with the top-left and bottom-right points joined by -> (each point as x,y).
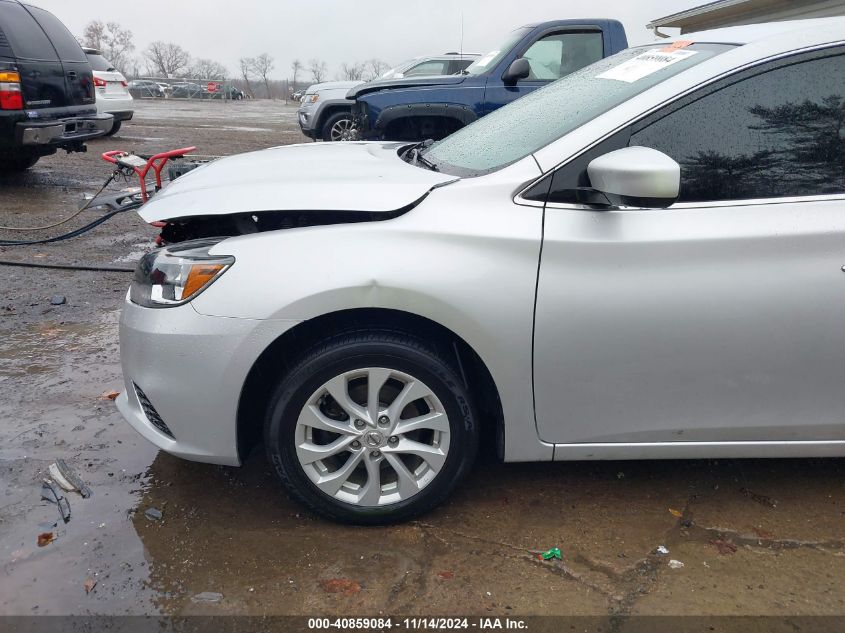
264,330 -> 478,524
321,111 -> 355,142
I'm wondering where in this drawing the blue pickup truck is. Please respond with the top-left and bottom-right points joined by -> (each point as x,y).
348,19 -> 628,141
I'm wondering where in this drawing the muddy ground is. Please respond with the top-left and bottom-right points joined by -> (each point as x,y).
1,99 -> 844,629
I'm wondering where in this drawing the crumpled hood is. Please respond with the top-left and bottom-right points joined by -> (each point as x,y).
347,74 -> 467,100
139,142 -> 456,223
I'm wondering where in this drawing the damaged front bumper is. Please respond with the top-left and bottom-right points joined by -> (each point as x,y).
116,295 -> 299,466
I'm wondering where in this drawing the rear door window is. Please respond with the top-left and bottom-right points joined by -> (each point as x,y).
0,1 -> 58,61
26,5 -> 86,62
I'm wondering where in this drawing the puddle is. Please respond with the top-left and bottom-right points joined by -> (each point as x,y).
0,318 -> 115,378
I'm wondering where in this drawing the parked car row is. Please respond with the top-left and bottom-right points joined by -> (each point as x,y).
128,80 -> 245,100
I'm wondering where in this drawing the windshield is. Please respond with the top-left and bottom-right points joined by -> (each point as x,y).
463,26 -> 531,76
423,43 -> 733,176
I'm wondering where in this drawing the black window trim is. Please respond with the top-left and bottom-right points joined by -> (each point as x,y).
514,40 -> 845,210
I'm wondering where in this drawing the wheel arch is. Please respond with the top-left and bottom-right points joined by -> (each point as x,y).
376,103 -> 477,141
236,307 -> 504,463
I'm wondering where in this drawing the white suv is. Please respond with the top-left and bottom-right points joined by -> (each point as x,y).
83,47 -> 133,136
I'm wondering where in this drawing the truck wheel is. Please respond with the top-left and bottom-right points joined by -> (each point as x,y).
0,153 -> 40,172
105,121 -> 122,136
321,112 -> 356,142
264,329 -> 479,524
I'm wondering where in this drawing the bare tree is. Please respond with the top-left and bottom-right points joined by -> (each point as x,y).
189,58 -> 228,80
239,57 -> 255,97
308,58 -> 328,84
338,62 -> 365,81
365,58 -> 390,80
290,58 -> 303,93
81,20 -> 135,74
250,53 -> 275,99
143,41 -> 190,78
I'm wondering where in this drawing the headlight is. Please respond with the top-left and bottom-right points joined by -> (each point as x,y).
305,93 -> 319,103
130,238 -> 234,308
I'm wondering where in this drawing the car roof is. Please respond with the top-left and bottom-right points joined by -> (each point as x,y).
666,16 -> 845,46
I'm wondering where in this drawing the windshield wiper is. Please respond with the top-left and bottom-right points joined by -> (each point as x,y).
401,139 -> 438,171
414,151 -> 439,171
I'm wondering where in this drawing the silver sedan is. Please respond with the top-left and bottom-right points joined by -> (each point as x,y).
118,18 -> 845,523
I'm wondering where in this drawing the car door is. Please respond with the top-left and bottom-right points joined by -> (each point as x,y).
533,46 -> 845,445
483,30 -> 604,114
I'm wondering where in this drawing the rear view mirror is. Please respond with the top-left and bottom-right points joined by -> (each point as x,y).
587,147 -> 680,209
503,58 -> 530,84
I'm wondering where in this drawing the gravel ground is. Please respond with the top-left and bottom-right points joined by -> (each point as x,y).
1,99 -> 844,628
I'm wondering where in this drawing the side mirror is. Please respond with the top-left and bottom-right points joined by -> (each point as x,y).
587,147 -> 680,209
503,58 -> 530,84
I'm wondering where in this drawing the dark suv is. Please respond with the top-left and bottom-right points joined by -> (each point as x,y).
0,0 -> 112,172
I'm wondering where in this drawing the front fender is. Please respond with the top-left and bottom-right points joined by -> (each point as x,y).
373,103 -> 477,134
357,83 -> 485,137
188,169 -> 550,462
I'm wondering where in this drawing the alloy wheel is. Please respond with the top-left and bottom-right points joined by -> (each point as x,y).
294,367 -> 451,507
330,117 -> 356,141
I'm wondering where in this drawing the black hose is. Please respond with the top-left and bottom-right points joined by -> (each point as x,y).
0,259 -> 134,273
0,209 -> 128,246
0,170 -> 142,246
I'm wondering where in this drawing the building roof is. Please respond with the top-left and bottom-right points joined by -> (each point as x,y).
648,0 -> 845,35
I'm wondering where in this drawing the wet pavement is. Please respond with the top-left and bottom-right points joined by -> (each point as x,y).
1,99 -> 845,624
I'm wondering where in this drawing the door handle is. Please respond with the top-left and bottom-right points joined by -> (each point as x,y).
67,71 -> 77,79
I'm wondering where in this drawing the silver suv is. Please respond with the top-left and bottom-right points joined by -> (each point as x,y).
297,80 -> 362,141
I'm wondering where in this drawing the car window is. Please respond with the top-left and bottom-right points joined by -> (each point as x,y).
85,52 -> 115,72
25,5 -> 86,62
423,43 -> 732,177
630,50 -> 845,202
404,60 -> 449,77
0,1 -> 58,61
522,31 -> 604,81
449,58 -> 475,74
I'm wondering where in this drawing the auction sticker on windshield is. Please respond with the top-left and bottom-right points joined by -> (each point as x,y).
597,49 -> 697,83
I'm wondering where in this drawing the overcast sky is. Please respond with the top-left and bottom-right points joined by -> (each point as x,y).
30,0 -> 701,79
